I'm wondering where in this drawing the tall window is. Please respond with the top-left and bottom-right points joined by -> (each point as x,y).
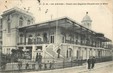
62,36 -> 65,43
50,35 -> 54,43
43,33 -> 47,43
28,35 -> 33,44
19,17 -> 23,26
20,34 -> 23,44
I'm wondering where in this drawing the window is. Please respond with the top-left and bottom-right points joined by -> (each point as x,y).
37,38 -> 41,43
7,21 -> 11,33
62,36 -> 65,43
27,20 -> 30,25
19,17 -> 23,26
43,33 -> 47,42
28,35 -> 33,44
20,34 -> 23,44
7,48 -> 10,54
50,35 -> 54,43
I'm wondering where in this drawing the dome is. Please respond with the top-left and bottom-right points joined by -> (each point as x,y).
82,12 -> 92,22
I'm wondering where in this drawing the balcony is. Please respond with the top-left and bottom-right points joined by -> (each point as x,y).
65,40 -> 110,49
17,41 -> 49,45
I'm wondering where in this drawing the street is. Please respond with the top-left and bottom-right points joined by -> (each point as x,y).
25,61 -> 113,73
1,61 -> 113,73
23,61 -> 113,73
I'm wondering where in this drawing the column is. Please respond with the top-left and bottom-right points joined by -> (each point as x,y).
32,45 -> 36,61
80,26 -> 83,45
83,48 -> 87,60
86,48 -> 89,59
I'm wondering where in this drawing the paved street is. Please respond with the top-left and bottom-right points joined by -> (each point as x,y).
23,61 -> 113,73
1,61 -> 113,73
24,61 -> 113,73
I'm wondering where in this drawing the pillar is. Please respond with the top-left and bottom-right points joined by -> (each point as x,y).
32,45 -> 36,61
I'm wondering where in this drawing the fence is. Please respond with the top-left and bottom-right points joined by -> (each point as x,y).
0,56 -> 112,72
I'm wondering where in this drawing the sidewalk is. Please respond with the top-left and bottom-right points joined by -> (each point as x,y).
23,61 -> 113,73
0,61 -> 113,73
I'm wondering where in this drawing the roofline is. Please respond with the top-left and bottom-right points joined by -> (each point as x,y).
18,16 -> 111,42
2,7 -> 34,18
18,16 -> 68,29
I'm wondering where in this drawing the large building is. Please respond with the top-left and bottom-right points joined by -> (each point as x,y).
1,7 -> 112,62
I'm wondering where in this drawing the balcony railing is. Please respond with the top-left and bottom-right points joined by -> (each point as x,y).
17,41 -> 49,45
17,40 -> 110,49
65,40 -> 110,49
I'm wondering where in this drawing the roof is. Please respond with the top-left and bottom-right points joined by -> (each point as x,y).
19,17 -> 111,42
2,7 -> 33,18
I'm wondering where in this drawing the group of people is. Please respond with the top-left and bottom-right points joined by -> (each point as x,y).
87,56 -> 96,69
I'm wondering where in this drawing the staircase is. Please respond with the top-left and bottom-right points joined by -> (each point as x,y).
53,44 -> 64,58
45,44 -> 65,63
46,44 -> 57,58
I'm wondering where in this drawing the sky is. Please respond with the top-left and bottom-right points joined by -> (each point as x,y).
0,0 -> 113,41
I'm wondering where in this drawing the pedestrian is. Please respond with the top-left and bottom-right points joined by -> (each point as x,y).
25,63 -> 29,70
32,63 -> 35,70
36,53 -> 39,63
57,48 -> 61,58
44,63 -> 47,70
18,61 -> 22,71
91,57 -> 96,69
49,62 -> 52,69
38,53 -> 42,64
39,63 -> 42,70
87,57 -> 91,69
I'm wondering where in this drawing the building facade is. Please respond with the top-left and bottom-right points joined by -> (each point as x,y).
1,7 -> 112,63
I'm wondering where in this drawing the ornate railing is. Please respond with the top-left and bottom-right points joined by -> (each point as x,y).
17,41 -> 49,45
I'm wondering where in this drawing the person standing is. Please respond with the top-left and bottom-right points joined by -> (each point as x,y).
91,57 -> 96,69
87,57 -> 91,69
57,48 -> 61,58
36,53 -> 39,62
38,53 -> 42,64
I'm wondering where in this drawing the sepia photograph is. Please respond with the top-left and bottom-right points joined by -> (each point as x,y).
0,0 -> 113,73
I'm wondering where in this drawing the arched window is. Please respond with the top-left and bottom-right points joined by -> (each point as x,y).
19,17 -> 23,26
